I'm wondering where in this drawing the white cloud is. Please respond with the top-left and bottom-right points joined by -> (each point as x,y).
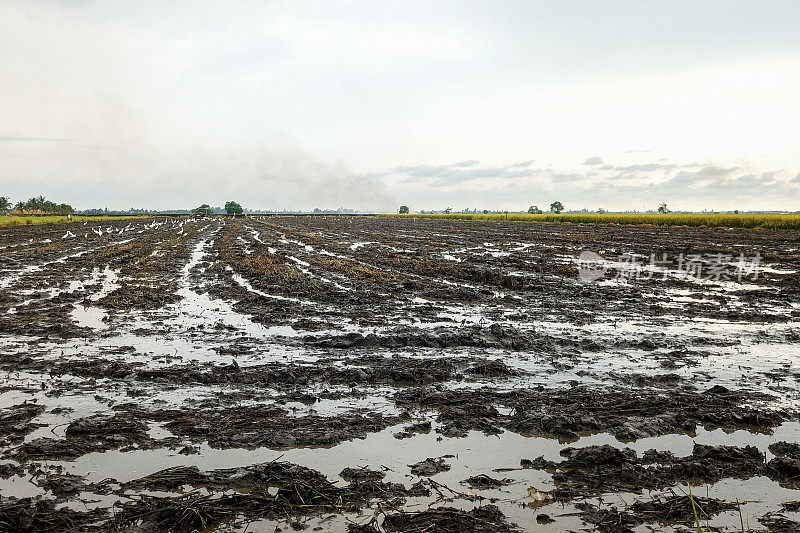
1,2 -> 800,210
386,157 -> 800,212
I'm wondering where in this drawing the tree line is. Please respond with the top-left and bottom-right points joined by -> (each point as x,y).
399,201 -> 567,215
399,202 -> 679,215
0,196 -> 74,215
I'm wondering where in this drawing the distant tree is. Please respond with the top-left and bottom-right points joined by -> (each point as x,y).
55,203 -> 73,215
399,205 -> 409,214
483,209 -> 489,214
657,202 -> 670,214
550,201 -> 564,214
734,209 -> 739,214
225,201 -> 244,215
194,204 -> 211,215
597,207 -> 606,214
528,205 -> 542,214
444,207 -> 452,214
0,197 -> 10,215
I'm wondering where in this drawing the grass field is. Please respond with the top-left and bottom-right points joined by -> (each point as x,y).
385,212 -> 800,230
0,215 -> 151,227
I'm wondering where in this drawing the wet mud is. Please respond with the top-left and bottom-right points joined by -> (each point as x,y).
1,216 -> 800,531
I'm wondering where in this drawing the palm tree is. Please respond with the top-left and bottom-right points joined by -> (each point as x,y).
0,197 -> 10,215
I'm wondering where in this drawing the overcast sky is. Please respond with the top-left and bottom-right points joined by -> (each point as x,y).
2,1 -> 800,212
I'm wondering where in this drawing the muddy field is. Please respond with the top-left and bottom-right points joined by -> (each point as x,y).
1,216 -> 800,532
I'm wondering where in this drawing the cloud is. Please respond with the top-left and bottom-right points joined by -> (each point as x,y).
583,156 -> 603,165
696,165 -> 739,177
731,174 -> 759,186
390,161 -> 541,187
238,147 -> 396,211
607,173 -> 641,181
452,159 -> 479,167
392,164 -> 450,176
0,135 -> 75,143
549,173 -> 586,183
2,138 -> 397,211
658,165 -> 739,189
603,161 -> 700,172
385,156 -> 800,211
509,159 -> 535,168
761,171 -> 779,182
615,163 -> 677,172
793,172 -> 800,183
